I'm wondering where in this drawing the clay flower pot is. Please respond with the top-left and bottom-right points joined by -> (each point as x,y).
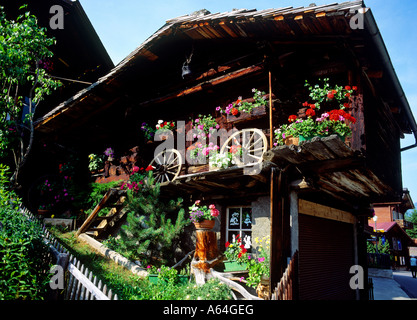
193,219 -> 215,230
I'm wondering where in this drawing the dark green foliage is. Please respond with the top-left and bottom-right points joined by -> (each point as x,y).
0,165 -> 50,300
71,180 -> 122,217
116,172 -> 189,265
0,6 -> 61,183
406,209 -> 417,239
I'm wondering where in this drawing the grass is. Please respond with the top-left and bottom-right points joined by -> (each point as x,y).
50,228 -> 233,300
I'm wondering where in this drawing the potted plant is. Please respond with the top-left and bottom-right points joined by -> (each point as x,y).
187,142 -> 220,173
104,147 -> 114,162
209,152 -> 235,170
188,200 -> 219,230
245,235 -> 270,297
216,88 -> 268,121
190,114 -> 219,140
88,153 -> 104,173
37,204 -> 52,216
274,80 -> 357,146
140,122 -> 156,143
155,120 -> 176,141
223,234 -> 248,272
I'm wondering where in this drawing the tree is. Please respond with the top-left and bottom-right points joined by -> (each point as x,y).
0,5 -> 61,187
406,209 -> 417,239
117,171 -> 190,265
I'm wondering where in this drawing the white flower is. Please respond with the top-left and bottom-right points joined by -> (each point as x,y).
158,120 -> 163,124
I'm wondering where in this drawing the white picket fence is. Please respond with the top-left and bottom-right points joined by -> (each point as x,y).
20,206 -> 118,300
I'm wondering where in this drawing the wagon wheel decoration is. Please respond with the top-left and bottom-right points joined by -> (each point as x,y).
220,128 -> 268,166
148,149 -> 182,183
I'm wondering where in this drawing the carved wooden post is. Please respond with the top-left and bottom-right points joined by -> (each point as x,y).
191,221 -> 223,284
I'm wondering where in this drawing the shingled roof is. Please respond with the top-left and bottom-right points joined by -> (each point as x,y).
33,1 -> 416,145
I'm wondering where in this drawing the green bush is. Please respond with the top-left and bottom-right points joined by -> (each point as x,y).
0,205 -> 50,300
71,180 -> 122,217
115,172 -> 189,265
0,164 -> 51,300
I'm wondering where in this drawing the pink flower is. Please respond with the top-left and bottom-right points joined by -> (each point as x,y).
209,204 -> 216,209
132,166 -> 140,173
258,257 -> 265,263
147,265 -> 151,269
195,119 -> 200,123
210,209 -> 219,217
195,200 -> 201,205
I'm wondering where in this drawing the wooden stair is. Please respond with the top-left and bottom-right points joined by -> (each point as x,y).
76,188 -> 127,239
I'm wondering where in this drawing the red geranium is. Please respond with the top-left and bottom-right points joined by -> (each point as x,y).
231,108 -> 239,116
306,108 -> 316,118
327,92 -> 335,100
288,115 -> 297,122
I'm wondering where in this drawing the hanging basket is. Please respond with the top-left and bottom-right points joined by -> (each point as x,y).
193,219 -> 215,230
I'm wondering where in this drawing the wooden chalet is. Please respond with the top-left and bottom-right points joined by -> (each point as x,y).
30,1 -> 417,300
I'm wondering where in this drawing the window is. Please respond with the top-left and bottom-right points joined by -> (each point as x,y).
226,207 -> 252,249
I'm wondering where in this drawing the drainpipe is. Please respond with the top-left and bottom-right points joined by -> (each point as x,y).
363,8 -> 417,152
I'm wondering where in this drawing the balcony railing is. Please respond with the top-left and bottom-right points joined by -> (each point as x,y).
395,219 -> 414,229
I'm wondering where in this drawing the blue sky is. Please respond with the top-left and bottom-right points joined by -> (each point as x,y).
79,0 -> 417,207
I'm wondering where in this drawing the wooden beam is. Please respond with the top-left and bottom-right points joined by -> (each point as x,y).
137,64 -> 264,107
269,71 -> 273,150
297,157 -> 365,175
76,189 -> 116,237
298,199 -> 356,224
269,167 -> 291,294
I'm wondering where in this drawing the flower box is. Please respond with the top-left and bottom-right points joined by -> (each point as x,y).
226,105 -> 266,124
223,260 -> 248,272
284,136 -> 299,146
37,209 -> 50,216
187,164 -> 209,174
298,134 -> 346,143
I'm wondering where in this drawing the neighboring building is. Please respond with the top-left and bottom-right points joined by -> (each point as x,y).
370,188 -> 416,269
29,1 -> 417,300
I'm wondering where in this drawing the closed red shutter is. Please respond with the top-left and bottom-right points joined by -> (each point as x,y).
298,214 -> 356,300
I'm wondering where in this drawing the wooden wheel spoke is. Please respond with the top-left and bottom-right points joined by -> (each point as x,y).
148,149 -> 182,182
246,153 -> 262,160
167,163 -> 180,170
220,129 -> 267,165
166,151 -> 174,164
